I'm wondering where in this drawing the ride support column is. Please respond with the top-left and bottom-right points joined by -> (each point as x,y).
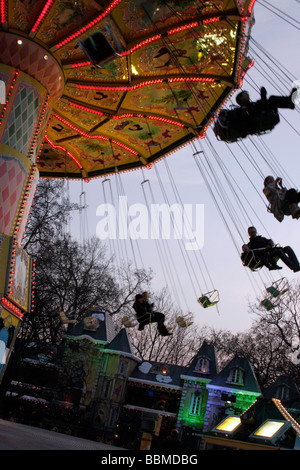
0,32 -> 64,382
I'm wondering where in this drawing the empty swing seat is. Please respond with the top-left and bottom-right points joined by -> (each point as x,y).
198,291 -> 219,308
78,32 -> 119,67
121,316 -> 137,328
266,278 -> 289,298
266,285 -> 288,298
261,298 -> 277,310
176,313 -> 193,328
59,312 -> 76,324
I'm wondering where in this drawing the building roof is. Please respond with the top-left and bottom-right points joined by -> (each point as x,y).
129,360 -> 186,389
107,328 -> 134,355
66,312 -> 116,344
263,375 -> 300,413
264,375 -> 300,399
207,354 -> 261,395
184,340 -> 218,379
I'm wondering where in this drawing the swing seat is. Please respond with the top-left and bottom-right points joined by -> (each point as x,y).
59,312 -> 76,324
135,312 -> 153,330
198,291 -> 219,308
213,108 -> 248,142
267,201 -> 300,219
78,32 -> 119,68
266,286 -> 289,298
176,314 -> 193,328
214,107 -> 280,143
266,278 -> 289,298
267,202 -> 291,217
242,252 -> 263,271
242,249 -> 279,272
121,316 -> 137,328
261,299 -> 277,310
255,109 -> 280,133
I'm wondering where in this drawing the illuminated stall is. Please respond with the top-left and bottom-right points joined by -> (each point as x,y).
203,397 -> 300,450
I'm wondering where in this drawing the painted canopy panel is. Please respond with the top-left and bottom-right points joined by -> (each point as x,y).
2,0 -> 255,179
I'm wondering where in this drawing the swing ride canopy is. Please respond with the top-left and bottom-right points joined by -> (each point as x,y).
1,0 -> 256,180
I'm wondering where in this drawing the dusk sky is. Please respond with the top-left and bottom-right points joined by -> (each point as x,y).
69,0 -> 300,334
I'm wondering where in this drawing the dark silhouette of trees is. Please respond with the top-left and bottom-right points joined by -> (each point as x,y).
12,179 -> 300,390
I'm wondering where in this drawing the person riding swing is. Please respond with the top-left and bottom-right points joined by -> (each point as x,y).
214,86 -> 296,142
242,226 -> 300,273
132,293 -> 171,336
263,176 -> 300,221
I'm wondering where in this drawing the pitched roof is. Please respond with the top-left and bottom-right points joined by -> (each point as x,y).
184,340 -> 218,379
264,375 -> 300,411
129,360 -> 186,388
264,375 -> 300,400
208,354 -> 261,395
107,328 -> 134,355
66,312 -> 116,343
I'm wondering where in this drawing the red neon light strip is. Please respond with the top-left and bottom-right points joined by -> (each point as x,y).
167,21 -> 198,36
52,114 -> 139,156
71,61 -> 92,69
67,102 -> 184,128
169,76 -> 215,83
75,76 -> 214,92
202,16 -> 219,24
122,34 -> 162,57
1,297 -> 23,319
44,135 -> 83,169
55,0 -> 122,49
54,114 -> 109,141
71,21 -> 200,67
112,113 -> 185,128
0,0 -> 7,24
76,79 -> 163,92
69,102 -> 104,116
31,0 -> 55,32
248,0 -> 256,15
238,58 -> 254,88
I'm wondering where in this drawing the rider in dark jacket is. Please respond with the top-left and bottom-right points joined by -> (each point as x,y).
132,293 -> 171,336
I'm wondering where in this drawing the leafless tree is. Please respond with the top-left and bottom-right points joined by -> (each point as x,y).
17,180 -> 152,352
114,287 -> 206,365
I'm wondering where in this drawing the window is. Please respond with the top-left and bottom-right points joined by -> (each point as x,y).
194,357 -> 209,374
103,380 -> 111,399
151,364 -> 169,375
190,392 -> 201,415
119,360 -> 127,375
227,367 -> 244,385
109,408 -> 116,427
275,385 -> 290,401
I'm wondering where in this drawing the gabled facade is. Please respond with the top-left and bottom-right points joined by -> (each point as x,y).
59,312 -> 140,435
4,312 -> 299,450
177,341 -> 218,431
58,316 -> 263,448
203,354 -> 262,434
